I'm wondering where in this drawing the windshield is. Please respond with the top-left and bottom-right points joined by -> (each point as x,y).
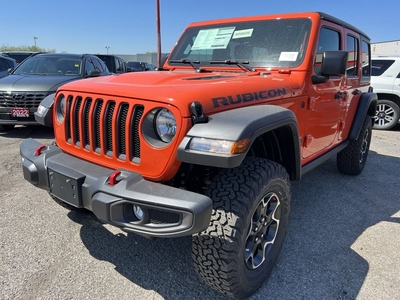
127,61 -> 145,70
168,18 -> 312,69
13,56 -> 83,76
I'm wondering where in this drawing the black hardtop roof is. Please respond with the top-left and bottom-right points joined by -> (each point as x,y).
318,12 -> 370,40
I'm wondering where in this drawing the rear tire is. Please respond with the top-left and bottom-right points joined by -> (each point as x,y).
373,99 -> 400,130
337,115 -> 372,175
192,158 -> 291,299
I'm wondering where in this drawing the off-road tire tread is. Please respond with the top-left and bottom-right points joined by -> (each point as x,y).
192,157 -> 290,300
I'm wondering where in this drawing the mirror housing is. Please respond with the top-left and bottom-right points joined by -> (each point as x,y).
312,51 -> 349,84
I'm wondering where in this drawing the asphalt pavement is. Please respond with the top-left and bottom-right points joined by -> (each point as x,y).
0,124 -> 399,300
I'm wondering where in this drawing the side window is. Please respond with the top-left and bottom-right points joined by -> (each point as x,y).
371,60 -> 395,76
361,40 -> 371,81
314,27 -> 340,74
85,57 -> 102,75
85,59 -> 95,76
0,59 -> 7,72
115,58 -> 120,72
346,35 -> 359,77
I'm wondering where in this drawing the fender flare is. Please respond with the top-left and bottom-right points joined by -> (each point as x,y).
177,105 -> 301,172
348,92 -> 378,140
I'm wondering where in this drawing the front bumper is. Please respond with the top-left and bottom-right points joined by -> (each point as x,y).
20,138 -> 213,238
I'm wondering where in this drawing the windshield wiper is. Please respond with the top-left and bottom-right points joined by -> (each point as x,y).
169,59 -> 210,73
209,60 -> 256,72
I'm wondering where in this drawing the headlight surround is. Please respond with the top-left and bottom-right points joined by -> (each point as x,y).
55,95 -> 66,124
154,108 -> 177,143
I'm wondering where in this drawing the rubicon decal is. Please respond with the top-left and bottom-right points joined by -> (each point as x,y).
212,88 -> 287,107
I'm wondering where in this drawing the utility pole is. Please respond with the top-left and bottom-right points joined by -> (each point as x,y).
156,0 -> 162,68
33,36 -> 38,47
105,46 -> 110,54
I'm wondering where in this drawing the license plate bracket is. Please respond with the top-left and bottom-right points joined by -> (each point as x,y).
48,169 -> 85,207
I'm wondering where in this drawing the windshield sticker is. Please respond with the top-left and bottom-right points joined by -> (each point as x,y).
279,52 -> 299,61
232,28 -> 254,39
192,27 -> 235,50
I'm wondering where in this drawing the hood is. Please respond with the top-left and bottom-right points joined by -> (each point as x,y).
0,74 -> 81,93
59,70 -> 302,116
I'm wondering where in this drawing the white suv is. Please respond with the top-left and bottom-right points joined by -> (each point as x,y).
371,55 -> 400,130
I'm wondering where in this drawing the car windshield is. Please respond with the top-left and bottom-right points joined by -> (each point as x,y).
127,61 -> 145,70
168,18 -> 311,69
13,56 -> 83,76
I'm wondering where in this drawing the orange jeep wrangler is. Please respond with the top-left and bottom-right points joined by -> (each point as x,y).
21,12 -> 377,299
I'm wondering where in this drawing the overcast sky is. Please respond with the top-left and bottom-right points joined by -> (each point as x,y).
1,0 -> 399,55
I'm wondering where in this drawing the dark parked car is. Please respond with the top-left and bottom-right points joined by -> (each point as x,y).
126,61 -> 155,72
0,53 -> 110,130
1,51 -> 37,64
0,55 -> 17,79
95,54 -> 127,74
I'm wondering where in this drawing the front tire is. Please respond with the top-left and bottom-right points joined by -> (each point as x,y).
192,158 -> 291,299
373,99 -> 400,130
337,115 -> 372,175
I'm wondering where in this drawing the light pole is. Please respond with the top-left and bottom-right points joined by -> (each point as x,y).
105,46 -> 110,54
33,36 -> 38,47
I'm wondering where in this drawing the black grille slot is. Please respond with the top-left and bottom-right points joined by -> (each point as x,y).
83,98 -> 92,149
117,103 -> 129,158
105,101 -> 116,156
73,97 -> 82,145
132,106 -> 144,160
93,100 -> 103,152
66,96 -> 73,142
148,209 -> 180,224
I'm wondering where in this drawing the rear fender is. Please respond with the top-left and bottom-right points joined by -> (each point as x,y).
349,92 -> 378,140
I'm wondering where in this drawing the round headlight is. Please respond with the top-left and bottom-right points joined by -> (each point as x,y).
155,108 -> 177,143
56,95 -> 66,124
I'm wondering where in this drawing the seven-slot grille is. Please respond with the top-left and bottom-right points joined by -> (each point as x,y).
65,95 -> 144,162
0,91 -> 49,108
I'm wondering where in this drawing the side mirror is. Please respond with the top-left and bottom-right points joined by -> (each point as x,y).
312,51 -> 349,84
87,70 -> 102,78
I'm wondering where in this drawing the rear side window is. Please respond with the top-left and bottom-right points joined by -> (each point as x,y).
346,35 -> 359,77
371,59 -> 395,76
361,40 -> 371,80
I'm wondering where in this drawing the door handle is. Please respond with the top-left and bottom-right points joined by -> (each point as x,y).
352,89 -> 362,95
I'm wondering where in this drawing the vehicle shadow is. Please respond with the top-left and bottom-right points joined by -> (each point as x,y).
67,212 -> 229,300
67,149 -> 400,300
0,125 -> 54,139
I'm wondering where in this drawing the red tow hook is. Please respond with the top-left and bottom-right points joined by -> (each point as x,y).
109,170 -> 121,186
35,145 -> 46,156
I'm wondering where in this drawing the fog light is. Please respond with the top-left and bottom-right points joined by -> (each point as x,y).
133,205 -> 144,220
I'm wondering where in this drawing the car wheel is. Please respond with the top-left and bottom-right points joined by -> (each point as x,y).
373,99 -> 400,130
1,125 -> 15,131
337,115 -> 372,175
49,194 -> 88,213
192,157 -> 291,299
